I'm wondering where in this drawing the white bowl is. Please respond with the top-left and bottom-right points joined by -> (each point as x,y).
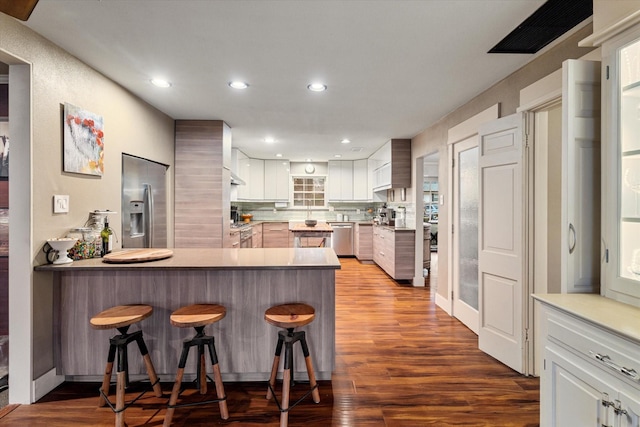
46,238 -> 77,264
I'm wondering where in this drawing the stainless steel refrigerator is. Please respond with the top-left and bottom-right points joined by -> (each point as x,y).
121,154 -> 168,248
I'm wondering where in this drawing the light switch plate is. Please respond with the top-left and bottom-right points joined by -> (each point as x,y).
53,195 -> 69,213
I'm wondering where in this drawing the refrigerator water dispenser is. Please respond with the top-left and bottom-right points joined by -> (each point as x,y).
129,201 -> 144,238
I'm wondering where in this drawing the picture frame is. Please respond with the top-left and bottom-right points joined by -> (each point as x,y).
63,103 -> 104,176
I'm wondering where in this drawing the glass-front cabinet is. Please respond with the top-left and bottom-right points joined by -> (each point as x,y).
601,24 -> 640,307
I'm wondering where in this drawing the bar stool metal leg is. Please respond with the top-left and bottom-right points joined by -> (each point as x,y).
164,324 -> 229,426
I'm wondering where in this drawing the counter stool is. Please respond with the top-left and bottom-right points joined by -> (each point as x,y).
265,303 -> 320,427
163,304 -> 229,426
90,304 -> 163,427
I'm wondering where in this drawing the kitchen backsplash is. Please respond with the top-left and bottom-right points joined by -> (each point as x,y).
235,201 -> 417,224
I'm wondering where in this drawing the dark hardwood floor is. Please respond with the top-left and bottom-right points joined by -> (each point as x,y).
0,255 -> 539,426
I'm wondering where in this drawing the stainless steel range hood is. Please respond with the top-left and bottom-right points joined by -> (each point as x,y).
230,170 -> 246,185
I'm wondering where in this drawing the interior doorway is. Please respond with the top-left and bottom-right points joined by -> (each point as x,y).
0,65 -> 8,397
423,152 -> 439,284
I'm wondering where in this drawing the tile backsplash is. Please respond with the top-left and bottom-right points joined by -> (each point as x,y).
235,201 -> 417,224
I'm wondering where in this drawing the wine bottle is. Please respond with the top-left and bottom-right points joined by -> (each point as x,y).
101,220 -> 113,256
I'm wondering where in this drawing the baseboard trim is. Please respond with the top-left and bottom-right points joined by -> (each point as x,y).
32,368 -> 64,402
435,292 -> 451,316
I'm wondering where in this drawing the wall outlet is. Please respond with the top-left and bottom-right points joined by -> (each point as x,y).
53,195 -> 69,213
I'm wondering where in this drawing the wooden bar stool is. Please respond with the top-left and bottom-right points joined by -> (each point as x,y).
90,304 -> 163,427
265,303 -> 320,427
163,303 -> 229,426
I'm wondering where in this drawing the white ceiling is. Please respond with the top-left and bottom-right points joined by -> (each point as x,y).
23,0 -> 550,162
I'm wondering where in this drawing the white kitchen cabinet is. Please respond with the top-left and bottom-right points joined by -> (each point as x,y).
535,295 -> 640,427
328,160 -> 354,201
238,156 -> 264,200
353,159 -> 369,200
585,16 -> 640,307
264,159 -> 290,201
557,59 -> 602,295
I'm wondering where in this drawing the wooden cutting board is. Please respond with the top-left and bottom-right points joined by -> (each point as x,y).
102,248 -> 174,264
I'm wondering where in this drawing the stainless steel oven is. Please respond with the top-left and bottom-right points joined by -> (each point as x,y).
240,226 -> 252,248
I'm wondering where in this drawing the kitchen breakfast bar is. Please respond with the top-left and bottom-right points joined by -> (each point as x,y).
35,248 -> 341,382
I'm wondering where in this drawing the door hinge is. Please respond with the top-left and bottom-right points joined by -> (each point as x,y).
451,290 -> 454,300
452,157 -> 455,168
525,328 -> 529,341
606,248 -> 609,263
451,224 -> 454,234
606,65 -> 610,80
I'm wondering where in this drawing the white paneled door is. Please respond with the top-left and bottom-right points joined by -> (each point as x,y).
477,113 -> 527,374
452,136 -> 480,333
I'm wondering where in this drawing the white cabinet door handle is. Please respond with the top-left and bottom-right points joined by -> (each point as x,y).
568,223 -> 576,255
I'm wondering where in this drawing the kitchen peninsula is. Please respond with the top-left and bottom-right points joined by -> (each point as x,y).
35,248 -> 340,382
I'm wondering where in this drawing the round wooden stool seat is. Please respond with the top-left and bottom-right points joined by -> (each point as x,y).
170,304 -> 226,328
265,303 -> 315,329
90,304 -> 153,330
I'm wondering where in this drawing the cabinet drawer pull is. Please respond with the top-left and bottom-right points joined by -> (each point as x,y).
590,351 -> 640,382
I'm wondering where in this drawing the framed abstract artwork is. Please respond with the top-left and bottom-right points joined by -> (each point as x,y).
63,103 -> 104,176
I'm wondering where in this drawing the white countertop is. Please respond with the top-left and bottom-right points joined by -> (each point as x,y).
532,293 -> 640,344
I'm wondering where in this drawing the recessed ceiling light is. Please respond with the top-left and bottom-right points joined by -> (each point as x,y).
307,83 -> 327,92
150,78 -> 171,88
334,154 -> 342,158
229,81 -> 249,89
305,158 -> 312,162
264,137 -> 276,143
341,139 -> 351,144
275,153 -> 283,158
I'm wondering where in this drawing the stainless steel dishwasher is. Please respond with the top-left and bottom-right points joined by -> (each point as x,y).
330,222 -> 354,256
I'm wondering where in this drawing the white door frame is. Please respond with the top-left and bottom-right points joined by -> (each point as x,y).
0,49 -> 34,404
451,136 -> 480,333
442,105 -> 500,316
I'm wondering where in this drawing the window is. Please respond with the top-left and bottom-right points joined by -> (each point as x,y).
292,176 -> 325,207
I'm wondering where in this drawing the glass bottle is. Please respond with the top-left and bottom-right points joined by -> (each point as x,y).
101,220 -> 113,256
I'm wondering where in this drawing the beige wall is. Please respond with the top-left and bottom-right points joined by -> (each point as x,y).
0,15 -> 175,383
593,0 -> 640,34
411,23 -> 596,302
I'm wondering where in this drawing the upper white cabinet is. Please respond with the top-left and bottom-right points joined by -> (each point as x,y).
327,160 -> 369,201
353,159 -> 369,200
370,139 -> 411,191
235,152 -> 289,201
328,160 -> 354,201
593,17 -> 640,307
264,159 -> 290,201
237,155 -> 264,200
